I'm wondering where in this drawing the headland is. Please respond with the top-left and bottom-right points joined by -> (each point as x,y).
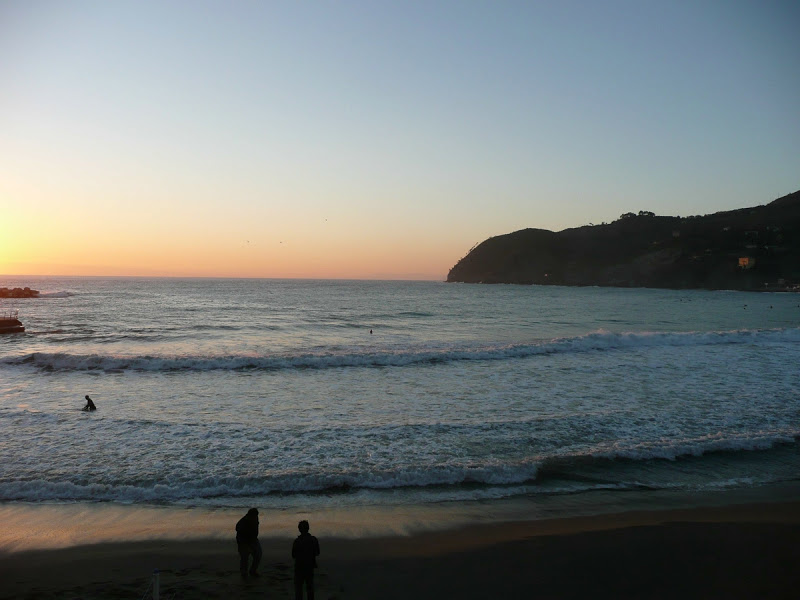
448,190 -> 800,291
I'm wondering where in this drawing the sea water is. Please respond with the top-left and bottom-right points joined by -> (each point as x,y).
1,277 -> 799,541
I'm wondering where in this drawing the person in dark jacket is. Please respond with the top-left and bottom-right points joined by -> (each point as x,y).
235,508 -> 262,578
292,520 -> 320,600
82,395 -> 96,411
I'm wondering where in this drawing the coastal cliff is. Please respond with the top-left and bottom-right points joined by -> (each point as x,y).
447,190 -> 800,291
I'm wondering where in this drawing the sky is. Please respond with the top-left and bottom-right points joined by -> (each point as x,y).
1,0 -> 798,279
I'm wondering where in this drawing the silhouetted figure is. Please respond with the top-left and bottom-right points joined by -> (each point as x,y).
369,329 -> 373,334
82,395 -> 96,411
292,520 -> 320,600
236,508 -> 262,578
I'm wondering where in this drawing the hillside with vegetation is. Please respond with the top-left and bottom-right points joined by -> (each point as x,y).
447,190 -> 800,291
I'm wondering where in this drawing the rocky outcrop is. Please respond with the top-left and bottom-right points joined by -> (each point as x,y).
0,287 -> 40,298
0,316 -> 24,333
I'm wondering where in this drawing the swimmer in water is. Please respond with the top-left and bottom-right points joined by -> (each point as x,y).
83,395 -> 96,411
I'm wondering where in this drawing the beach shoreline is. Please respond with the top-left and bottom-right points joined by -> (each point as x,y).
4,480 -> 800,553
2,499 -> 799,599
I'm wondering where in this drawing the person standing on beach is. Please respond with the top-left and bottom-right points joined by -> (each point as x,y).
236,508 -> 262,578
292,520 -> 320,600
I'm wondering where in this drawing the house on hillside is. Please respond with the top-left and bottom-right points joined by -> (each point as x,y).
738,257 -> 755,269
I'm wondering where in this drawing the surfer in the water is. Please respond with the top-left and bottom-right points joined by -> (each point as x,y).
82,395 -> 96,411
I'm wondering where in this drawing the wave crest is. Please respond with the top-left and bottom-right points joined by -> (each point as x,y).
1,434 -> 796,503
3,327 -> 798,372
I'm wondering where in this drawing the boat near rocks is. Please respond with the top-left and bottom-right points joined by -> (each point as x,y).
0,309 -> 25,333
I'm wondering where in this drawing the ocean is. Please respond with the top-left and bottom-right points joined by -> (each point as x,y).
1,277 -> 799,546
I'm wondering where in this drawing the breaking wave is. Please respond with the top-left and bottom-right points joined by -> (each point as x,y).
1,434 -> 795,503
3,327 -> 798,372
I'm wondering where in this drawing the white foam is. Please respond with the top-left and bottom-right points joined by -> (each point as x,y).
4,327 -> 799,372
0,464 -> 540,503
1,430 -> 797,504
591,429 -> 798,462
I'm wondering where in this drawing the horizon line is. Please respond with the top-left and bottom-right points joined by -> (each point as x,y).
0,273 -> 448,282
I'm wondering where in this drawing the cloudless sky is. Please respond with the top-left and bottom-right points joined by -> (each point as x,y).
1,0 -> 798,279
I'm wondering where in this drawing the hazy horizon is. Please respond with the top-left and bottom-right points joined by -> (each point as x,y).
0,271 -> 447,281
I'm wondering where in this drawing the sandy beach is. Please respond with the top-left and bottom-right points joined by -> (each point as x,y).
2,500 -> 798,599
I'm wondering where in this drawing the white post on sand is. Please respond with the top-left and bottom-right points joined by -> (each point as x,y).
152,569 -> 160,600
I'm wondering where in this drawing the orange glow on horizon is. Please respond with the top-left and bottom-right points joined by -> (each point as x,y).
0,234 -> 455,280
0,176 -> 469,281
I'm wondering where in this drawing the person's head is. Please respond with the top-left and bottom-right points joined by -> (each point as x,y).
85,395 -> 91,401
298,520 -> 309,533
248,508 -> 259,519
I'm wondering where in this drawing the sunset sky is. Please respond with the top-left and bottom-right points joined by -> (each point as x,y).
1,1 -> 798,279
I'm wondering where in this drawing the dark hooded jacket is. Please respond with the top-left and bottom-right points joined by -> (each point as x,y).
236,511 -> 259,544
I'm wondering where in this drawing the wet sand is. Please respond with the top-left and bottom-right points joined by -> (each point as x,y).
1,501 -> 799,599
